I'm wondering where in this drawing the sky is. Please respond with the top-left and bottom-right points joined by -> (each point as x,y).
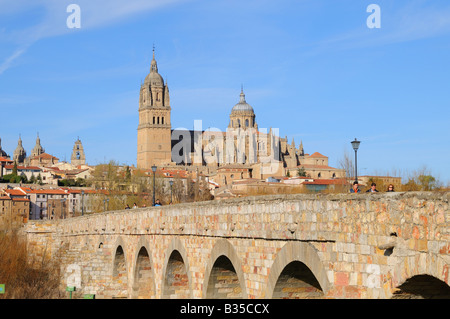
0,0 -> 449,185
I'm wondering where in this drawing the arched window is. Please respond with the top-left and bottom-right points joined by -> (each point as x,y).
153,117 -> 156,124
245,119 -> 249,127
238,119 -> 241,127
157,117 -> 160,124
162,117 -> 164,125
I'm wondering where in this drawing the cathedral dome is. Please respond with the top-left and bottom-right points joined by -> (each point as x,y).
144,49 -> 164,87
231,89 -> 254,114
144,71 -> 164,87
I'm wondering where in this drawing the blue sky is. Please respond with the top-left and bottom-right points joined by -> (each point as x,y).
0,0 -> 449,185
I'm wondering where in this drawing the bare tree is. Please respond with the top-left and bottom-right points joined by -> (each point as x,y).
339,149 -> 354,179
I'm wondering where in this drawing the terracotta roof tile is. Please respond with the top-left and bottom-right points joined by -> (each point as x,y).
308,152 -> 328,158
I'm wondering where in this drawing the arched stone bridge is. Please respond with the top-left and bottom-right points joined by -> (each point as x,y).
25,192 -> 450,299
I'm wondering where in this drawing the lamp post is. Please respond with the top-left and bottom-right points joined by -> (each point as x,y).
151,165 -> 157,206
351,138 -> 361,183
169,179 -> 174,204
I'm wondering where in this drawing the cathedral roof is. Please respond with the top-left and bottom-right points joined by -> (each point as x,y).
231,89 -> 254,114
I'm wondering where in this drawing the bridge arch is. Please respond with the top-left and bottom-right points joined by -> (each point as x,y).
202,239 -> 247,299
111,236 -> 129,298
390,254 -> 450,298
131,237 -> 156,299
161,238 -> 193,299
265,241 -> 330,298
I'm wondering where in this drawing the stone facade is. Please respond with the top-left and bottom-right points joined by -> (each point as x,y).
24,191 -> 450,299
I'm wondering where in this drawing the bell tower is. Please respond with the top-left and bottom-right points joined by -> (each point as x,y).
71,138 -> 86,166
137,49 -> 172,169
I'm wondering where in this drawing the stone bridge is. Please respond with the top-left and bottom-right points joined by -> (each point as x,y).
25,192 -> 450,299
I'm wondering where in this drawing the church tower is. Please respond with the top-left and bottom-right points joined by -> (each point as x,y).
137,49 -> 172,169
71,138 -> 86,166
13,135 -> 26,164
30,133 -> 45,158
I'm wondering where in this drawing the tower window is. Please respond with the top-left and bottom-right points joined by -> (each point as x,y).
153,117 -> 156,124
245,119 -> 249,127
162,117 -> 164,124
157,117 -> 160,124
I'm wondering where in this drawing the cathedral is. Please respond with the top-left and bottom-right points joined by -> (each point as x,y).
137,50 -> 345,185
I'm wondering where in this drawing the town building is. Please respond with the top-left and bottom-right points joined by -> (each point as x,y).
0,191 -> 29,230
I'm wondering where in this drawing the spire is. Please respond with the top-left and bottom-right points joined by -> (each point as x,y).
150,45 -> 158,73
239,86 -> 246,103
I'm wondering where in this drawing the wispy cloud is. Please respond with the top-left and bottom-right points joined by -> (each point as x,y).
0,47 -> 26,74
307,2 -> 450,54
0,0 -> 188,74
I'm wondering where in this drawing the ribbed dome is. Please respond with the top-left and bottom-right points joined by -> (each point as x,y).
144,71 -> 164,87
144,49 -> 164,86
231,90 -> 254,113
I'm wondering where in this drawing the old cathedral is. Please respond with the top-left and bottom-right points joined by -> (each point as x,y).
137,50 -> 345,184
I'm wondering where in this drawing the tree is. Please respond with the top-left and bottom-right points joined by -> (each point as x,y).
338,149 -> 354,179
12,161 -> 18,176
402,166 -> 442,191
297,167 -> 306,177
418,175 -> 438,191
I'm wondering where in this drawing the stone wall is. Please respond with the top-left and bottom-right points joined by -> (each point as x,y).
24,191 -> 449,299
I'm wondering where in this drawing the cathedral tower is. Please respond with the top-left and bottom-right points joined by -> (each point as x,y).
137,49 -> 172,169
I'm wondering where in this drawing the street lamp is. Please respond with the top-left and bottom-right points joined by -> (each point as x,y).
151,165 -> 157,206
351,138 -> 361,183
169,179 -> 174,204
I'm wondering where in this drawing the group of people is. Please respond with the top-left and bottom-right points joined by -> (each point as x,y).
350,181 -> 395,193
124,199 -> 162,209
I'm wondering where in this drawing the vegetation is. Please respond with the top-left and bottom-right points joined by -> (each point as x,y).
86,161 -> 213,212
57,178 -> 88,187
0,229 -> 62,299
